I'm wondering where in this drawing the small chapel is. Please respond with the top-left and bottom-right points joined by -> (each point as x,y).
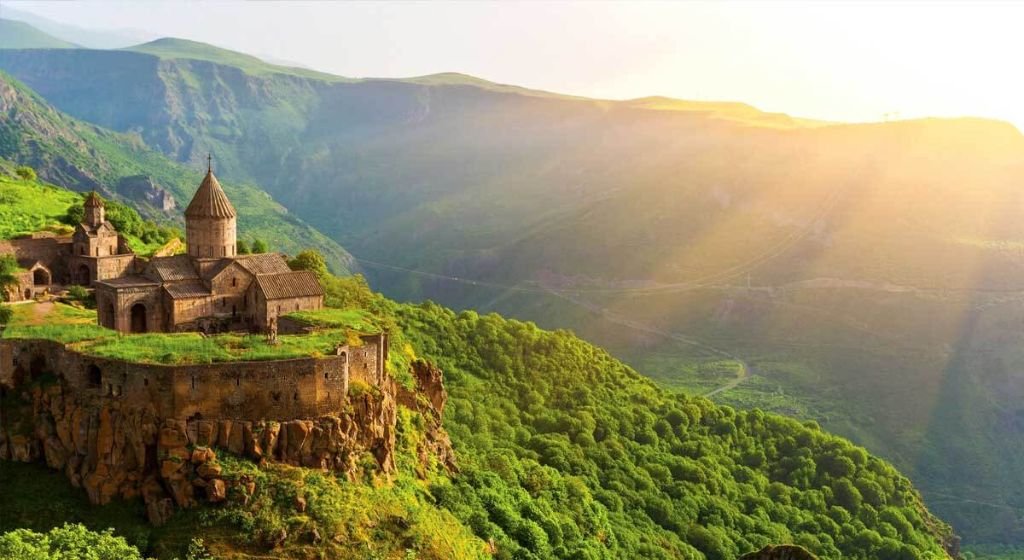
92,166 -> 324,334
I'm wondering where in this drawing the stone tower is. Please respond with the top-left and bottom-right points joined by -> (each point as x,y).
84,191 -> 104,227
185,166 -> 237,259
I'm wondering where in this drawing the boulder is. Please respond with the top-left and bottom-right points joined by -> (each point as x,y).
206,478 -> 226,503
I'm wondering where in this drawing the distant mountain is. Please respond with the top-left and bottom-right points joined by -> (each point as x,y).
0,70 -> 353,273
124,37 -> 354,82
0,7 -> 153,49
0,19 -> 76,49
3,38 -> 1024,548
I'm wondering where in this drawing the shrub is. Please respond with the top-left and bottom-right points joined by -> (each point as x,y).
14,166 -> 36,182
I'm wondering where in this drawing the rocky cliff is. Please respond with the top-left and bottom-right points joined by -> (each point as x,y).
0,355 -> 454,526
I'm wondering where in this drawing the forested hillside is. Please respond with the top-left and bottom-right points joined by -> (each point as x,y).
2,35 -> 1022,549
0,272 -> 958,559
0,71 -> 352,273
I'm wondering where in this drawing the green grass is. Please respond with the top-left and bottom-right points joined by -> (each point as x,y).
1,302 -> 380,365
286,307 -> 379,332
0,171 -> 80,239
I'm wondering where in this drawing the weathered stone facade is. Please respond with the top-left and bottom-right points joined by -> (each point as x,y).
0,333 -> 454,525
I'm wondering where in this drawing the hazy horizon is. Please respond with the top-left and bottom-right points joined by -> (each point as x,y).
3,0 -> 1023,130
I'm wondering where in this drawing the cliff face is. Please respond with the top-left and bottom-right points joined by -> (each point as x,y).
0,350 -> 454,525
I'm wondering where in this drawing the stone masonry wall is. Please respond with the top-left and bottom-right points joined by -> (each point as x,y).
0,332 -> 449,526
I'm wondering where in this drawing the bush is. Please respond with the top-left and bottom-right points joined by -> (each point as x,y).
0,524 -> 144,560
14,166 -> 36,182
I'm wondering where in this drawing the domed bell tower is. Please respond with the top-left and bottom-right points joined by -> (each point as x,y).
84,191 -> 105,227
185,156 -> 237,260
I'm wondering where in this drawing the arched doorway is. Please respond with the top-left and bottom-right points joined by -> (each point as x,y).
130,303 -> 147,333
77,265 -> 91,286
32,268 -> 50,286
23,288 -> 31,300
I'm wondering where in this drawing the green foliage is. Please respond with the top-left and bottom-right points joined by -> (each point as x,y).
235,239 -> 250,255
392,301 -> 955,559
287,249 -> 328,278
0,72 -> 352,273
251,239 -> 269,254
14,164 -> 36,181
0,169 -> 80,240
61,193 -> 180,255
0,253 -> 20,296
0,524 -> 146,560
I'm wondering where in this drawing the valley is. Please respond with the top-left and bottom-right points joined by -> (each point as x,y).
0,13 -> 1022,557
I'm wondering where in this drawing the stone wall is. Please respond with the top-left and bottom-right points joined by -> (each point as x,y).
0,332 -> 446,526
0,236 -> 72,284
0,336 -> 385,420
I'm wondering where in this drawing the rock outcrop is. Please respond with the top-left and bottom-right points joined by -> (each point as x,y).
117,175 -> 177,212
0,355 -> 454,525
398,360 -> 457,474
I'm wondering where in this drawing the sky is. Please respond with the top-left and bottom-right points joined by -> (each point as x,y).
4,1 -> 1023,128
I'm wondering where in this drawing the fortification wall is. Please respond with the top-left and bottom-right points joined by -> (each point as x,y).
0,237 -> 72,283
1,335 -> 385,420
0,333 -> 455,526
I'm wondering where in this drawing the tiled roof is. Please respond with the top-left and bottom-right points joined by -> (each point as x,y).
254,270 -> 323,300
185,170 -> 236,219
77,221 -> 115,236
97,275 -> 159,288
235,253 -> 291,275
164,280 -> 212,300
84,191 -> 104,208
201,258 -> 236,280
147,255 -> 199,281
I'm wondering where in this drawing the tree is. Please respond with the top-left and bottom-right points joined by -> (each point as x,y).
288,249 -> 328,278
0,524 -> 145,560
236,239 -> 251,255
0,254 -> 20,302
14,165 -> 36,182
251,239 -> 269,254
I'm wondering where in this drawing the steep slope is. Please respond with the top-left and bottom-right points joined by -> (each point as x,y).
2,43 -> 1023,548
0,71 -> 353,273
0,19 -> 76,49
0,276 -> 958,559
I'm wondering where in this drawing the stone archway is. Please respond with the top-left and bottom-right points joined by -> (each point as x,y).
32,268 -> 50,286
130,303 -> 148,334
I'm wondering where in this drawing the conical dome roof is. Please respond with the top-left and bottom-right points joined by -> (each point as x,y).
185,170 -> 236,219
84,190 -> 104,208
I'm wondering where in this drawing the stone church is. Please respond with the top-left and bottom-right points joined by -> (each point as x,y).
94,169 -> 323,334
0,167 -> 323,334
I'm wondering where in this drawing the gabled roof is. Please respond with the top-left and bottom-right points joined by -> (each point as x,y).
97,275 -> 160,288
163,280 -> 212,300
254,270 -> 323,300
235,253 -> 291,275
146,255 -> 199,282
76,221 -> 116,237
185,170 -> 236,219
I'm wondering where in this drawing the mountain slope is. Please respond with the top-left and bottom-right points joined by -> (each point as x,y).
0,70 -> 353,273
0,275 -> 958,559
0,19 -> 76,49
1,41 -> 1022,548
